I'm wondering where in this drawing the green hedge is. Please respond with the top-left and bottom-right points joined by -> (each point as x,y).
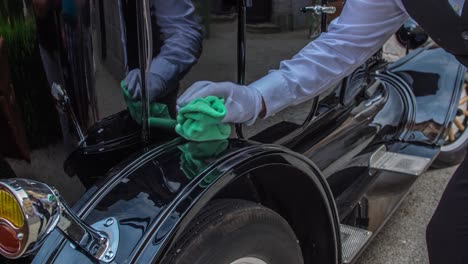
0,18 -> 61,149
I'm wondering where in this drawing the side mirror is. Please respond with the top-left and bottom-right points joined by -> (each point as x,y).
0,179 -> 119,262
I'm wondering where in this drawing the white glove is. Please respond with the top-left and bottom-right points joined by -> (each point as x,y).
177,81 -> 263,125
123,69 -> 167,101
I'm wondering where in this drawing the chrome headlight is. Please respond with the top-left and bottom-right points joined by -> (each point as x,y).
0,178 -> 119,262
0,179 -> 60,259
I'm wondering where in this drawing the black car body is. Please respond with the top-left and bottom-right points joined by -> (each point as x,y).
1,0 -> 466,264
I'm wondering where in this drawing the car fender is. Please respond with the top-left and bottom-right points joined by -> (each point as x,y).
386,47 -> 465,145
148,144 -> 341,264
33,139 -> 340,264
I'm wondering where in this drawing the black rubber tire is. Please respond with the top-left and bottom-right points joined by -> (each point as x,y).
432,130 -> 468,168
162,199 -> 304,264
0,158 -> 16,179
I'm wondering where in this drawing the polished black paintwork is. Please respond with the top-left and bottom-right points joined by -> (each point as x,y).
29,0 -> 466,263
63,110 -> 176,187
389,48 -> 465,144
34,139 -> 340,264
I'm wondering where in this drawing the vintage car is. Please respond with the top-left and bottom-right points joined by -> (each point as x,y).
1,0 -> 467,264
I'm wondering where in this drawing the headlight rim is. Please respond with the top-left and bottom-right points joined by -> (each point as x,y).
0,179 -> 60,259
0,181 -> 31,259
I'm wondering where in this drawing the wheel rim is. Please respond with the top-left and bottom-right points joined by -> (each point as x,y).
443,82 -> 468,152
230,257 -> 268,264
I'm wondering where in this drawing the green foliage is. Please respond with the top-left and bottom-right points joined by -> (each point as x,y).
0,19 -> 35,60
0,18 -> 61,148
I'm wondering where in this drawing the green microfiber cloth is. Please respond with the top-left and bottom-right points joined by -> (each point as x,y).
178,140 -> 228,181
175,96 -> 231,142
121,81 -> 177,130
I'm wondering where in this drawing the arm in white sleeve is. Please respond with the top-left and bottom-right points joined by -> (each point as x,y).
250,0 -> 409,118
149,0 -> 203,90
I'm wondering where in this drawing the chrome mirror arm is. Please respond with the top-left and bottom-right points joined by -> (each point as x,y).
56,197 -> 114,261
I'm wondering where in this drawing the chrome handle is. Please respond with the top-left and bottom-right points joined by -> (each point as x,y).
300,5 -> 337,15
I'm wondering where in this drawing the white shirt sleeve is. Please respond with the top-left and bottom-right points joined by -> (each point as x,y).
249,0 -> 409,118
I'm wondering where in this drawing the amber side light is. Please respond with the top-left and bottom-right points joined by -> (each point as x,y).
0,190 -> 24,228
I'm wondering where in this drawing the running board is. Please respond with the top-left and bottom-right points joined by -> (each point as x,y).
341,224 -> 372,263
369,146 -> 431,176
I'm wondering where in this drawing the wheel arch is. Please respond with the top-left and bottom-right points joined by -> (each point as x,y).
152,147 -> 342,264
216,160 -> 342,264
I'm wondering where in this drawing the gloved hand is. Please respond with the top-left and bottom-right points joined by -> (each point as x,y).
177,81 -> 263,125
123,69 -> 168,102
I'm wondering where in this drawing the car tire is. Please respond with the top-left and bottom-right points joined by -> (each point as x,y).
432,128 -> 468,168
162,199 -> 304,264
0,158 -> 16,179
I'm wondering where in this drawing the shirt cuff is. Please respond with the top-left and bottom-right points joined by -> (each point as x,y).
248,71 -> 295,118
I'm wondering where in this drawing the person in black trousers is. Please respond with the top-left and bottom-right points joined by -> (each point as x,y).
427,150 -> 468,263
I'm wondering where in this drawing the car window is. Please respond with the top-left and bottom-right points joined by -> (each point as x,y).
33,0 -> 346,145
179,1 -> 238,89
177,0 -> 327,143
43,0 -> 335,144
241,0 -> 323,142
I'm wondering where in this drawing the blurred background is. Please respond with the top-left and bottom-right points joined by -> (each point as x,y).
0,0 -> 61,152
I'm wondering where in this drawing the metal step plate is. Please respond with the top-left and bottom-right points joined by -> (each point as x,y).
341,224 -> 372,263
369,146 -> 432,176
